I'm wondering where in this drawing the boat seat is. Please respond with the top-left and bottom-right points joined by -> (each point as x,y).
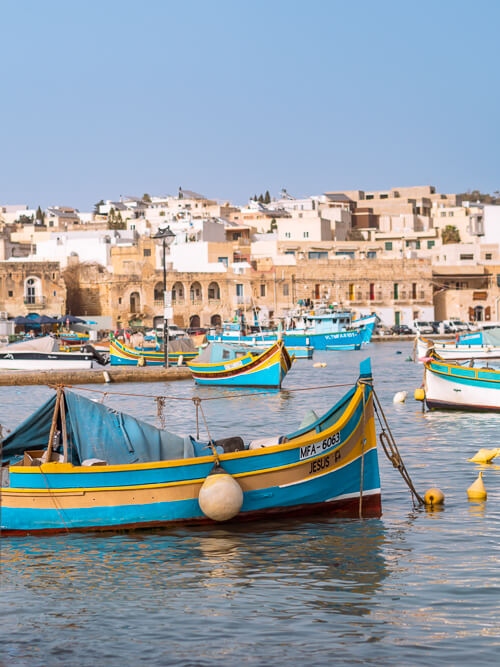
212,436 -> 245,453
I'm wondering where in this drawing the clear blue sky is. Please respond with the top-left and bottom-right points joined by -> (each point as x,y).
1,0 -> 499,210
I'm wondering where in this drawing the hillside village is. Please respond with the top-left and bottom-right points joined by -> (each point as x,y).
1,184 -> 499,332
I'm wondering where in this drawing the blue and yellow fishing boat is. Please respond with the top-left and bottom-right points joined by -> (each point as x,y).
110,338 -> 198,366
58,330 -> 90,345
0,359 -> 381,534
187,340 -> 293,387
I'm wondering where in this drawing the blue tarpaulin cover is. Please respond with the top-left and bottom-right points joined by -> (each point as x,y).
2,390 -> 195,465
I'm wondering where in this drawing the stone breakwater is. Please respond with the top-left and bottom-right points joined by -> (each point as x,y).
0,366 -> 191,386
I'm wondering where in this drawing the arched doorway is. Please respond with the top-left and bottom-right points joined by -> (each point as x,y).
130,292 -> 141,313
210,314 -> 222,327
474,305 -> 484,321
190,282 -> 202,303
189,314 -> 200,329
208,281 -> 220,301
172,281 -> 185,303
154,282 -> 163,303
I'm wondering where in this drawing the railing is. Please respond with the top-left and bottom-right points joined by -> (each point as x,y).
24,296 -> 46,308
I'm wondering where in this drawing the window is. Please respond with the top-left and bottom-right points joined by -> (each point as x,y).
53,291 -> 56,296
405,240 -> 411,247
440,211 -> 446,217
366,194 -> 374,200
394,283 -> 399,300
308,251 -> 328,260
236,283 -> 243,297
385,241 -> 393,251
367,251 -> 377,259
449,211 -> 454,216
335,251 -> 355,258
415,241 -> 421,249
283,283 -> 289,296
303,231 -> 309,238
369,283 -> 375,301
485,253 -> 492,260
284,250 -> 295,255
298,213 -> 303,218
143,248 -> 151,257
380,194 -> 388,199
260,284 -> 266,297
285,232 -> 291,238
8,290 -> 13,297
118,297 -> 122,304
412,283 -> 417,299
460,254 -> 474,260
218,256 -> 228,267
427,240 -> 435,249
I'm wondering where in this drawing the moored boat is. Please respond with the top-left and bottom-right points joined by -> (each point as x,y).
0,358 -> 381,534
0,336 -> 103,370
416,329 -> 500,362
424,354 -> 500,411
187,340 -> 292,387
110,338 -> 198,366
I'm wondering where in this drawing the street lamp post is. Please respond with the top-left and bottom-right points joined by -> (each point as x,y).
153,226 -> 176,368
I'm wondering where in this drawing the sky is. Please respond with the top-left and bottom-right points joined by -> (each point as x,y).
1,0 -> 499,211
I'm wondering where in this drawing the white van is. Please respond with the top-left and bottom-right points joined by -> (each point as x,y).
413,320 -> 434,335
443,320 -> 469,333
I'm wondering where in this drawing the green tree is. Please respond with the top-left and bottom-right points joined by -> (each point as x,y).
270,218 -> 277,232
264,190 -> 271,204
258,193 -> 264,203
35,206 -> 45,223
441,225 -> 461,244
142,193 -> 151,202
94,199 -> 105,214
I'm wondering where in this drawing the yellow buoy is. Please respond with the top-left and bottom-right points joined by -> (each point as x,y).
313,362 -> 327,368
393,391 -> 407,403
414,387 -> 425,401
468,448 -> 500,464
467,471 -> 487,501
424,487 -> 445,506
198,465 -> 243,521
137,355 -> 145,367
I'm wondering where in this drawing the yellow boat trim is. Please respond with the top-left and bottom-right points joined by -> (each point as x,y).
10,386 -> 367,475
5,414 -> 374,495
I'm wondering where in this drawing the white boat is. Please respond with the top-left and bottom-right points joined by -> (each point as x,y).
424,355 -> 500,411
0,336 -> 100,371
416,332 -> 500,362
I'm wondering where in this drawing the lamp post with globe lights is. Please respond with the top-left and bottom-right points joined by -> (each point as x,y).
153,226 -> 176,367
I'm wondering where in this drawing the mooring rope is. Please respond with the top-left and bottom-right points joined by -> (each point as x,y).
371,388 -> 424,507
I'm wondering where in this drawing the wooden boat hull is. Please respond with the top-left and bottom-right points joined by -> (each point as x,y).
424,357 -> 500,411
1,373 -> 381,533
188,341 -> 292,387
59,333 -> 90,344
110,339 -> 198,366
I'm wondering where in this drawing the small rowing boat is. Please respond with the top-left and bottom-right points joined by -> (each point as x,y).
110,338 -> 198,366
187,340 -> 293,387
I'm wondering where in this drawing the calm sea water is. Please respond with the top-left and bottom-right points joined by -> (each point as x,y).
1,343 -> 499,666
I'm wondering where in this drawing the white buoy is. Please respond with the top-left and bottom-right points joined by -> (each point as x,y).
177,354 -> 184,367
198,465 -> 243,522
103,371 -> 111,383
393,391 -> 407,403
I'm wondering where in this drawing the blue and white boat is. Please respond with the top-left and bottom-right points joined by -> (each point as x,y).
417,327 -> 500,362
424,354 -> 500,411
208,313 -> 377,351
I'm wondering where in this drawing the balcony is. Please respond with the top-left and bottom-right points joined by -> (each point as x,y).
24,296 -> 46,310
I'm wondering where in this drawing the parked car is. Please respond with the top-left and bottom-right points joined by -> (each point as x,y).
443,320 -> 469,333
374,325 -> 392,336
391,325 -> 414,335
412,320 -> 434,335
